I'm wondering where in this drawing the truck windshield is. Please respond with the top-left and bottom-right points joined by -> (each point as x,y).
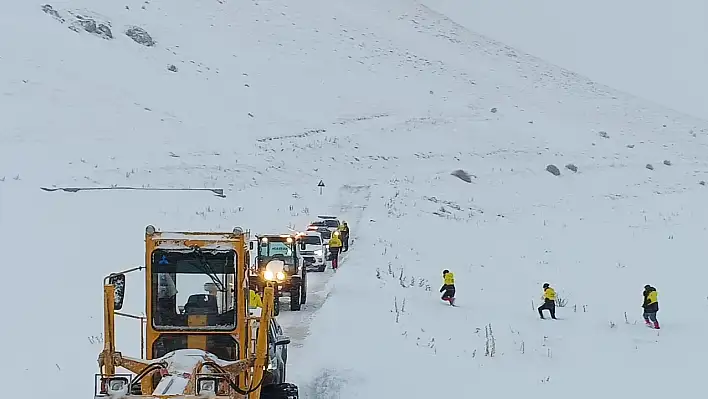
259,241 -> 294,259
258,240 -> 296,272
301,235 -> 321,245
323,220 -> 339,228
151,249 -> 237,331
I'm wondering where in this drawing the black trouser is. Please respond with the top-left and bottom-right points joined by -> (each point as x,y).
538,300 -> 556,319
342,235 -> 349,251
440,285 -> 455,300
643,311 -> 658,322
329,247 -> 340,268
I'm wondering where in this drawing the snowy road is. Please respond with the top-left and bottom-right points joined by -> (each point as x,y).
275,184 -> 372,348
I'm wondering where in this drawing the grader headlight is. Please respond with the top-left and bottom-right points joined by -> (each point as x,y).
104,376 -> 129,396
276,271 -> 286,281
197,377 -> 219,395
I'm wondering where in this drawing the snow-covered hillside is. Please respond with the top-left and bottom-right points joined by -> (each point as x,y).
421,0 -> 708,119
2,0 -> 708,397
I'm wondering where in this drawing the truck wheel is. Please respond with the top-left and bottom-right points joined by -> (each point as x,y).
290,284 -> 301,311
260,383 -> 299,399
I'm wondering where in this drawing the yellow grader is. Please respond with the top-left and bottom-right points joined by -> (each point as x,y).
94,225 -> 299,399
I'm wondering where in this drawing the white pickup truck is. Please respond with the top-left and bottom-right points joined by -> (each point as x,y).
297,230 -> 327,272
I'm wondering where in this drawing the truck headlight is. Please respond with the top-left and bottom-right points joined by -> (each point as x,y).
263,270 -> 275,281
276,271 -> 285,281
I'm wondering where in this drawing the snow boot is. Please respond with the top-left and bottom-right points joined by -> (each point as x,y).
653,321 -> 660,329
644,319 -> 652,326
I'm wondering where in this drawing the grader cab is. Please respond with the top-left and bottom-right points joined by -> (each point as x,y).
94,225 -> 299,399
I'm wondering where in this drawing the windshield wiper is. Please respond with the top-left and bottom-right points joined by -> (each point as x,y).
190,246 -> 226,291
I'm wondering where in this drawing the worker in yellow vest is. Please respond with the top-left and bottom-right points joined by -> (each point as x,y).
328,232 -> 343,270
249,289 -> 263,308
440,270 -> 455,305
642,285 -> 659,329
538,283 -> 557,319
338,221 -> 350,251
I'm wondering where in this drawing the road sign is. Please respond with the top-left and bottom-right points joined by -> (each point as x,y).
317,180 -> 325,195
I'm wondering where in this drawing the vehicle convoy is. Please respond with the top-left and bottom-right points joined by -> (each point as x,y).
306,220 -> 341,264
316,215 -> 341,233
249,234 -> 307,315
296,231 -> 327,272
94,225 -> 298,399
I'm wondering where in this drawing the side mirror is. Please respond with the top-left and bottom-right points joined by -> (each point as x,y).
249,242 -> 254,250
274,335 -> 291,346
300,242 -> 306,251
108,273 -> 126,311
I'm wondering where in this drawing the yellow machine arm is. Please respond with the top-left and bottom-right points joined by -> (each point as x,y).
249,282 -> 275,397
